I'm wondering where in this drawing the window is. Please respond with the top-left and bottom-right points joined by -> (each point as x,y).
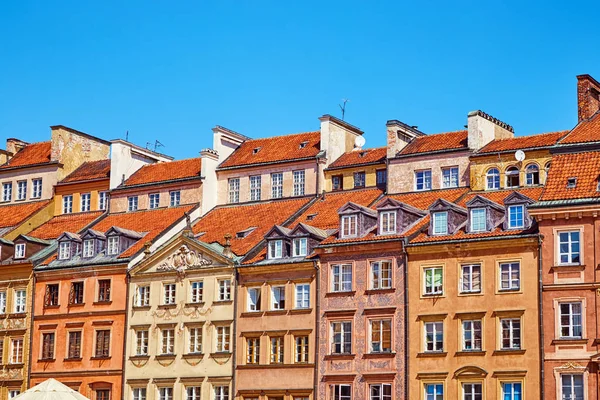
501,318 -> 521,349
268,240 -> 283,259
415,170 -> 432,191
9,391 -> 20,400
163,283 -> 176,305
292,237 -> 307,257
442,167 -> 459,188
376,169 -> 387,188
81,193 -> 91,212
561,374 -> 583,400
14,290 -> 26,313
63,195 -> 73,214
189,327 -> 202,353
460,264 -> 481,293
45,284 -> 59,307
369,384 -> 391,400
216,326 -> 230,352
83,239 -> 94,258
432,212 -> 448,235
161,329 -> 174,354
136,330 -> 148,355
32,178 -> 42,198
250,175 -> 261,201
270,336 -> 283,363
424,321 -> 443,352
186,387 -> 201,400
246,337 -> 260,364
507,205 -> 524,229
470,208 -> 486,232
58,241 -> 71,260
96,390 -> 110,400
370,260 -> 392,290
69,281 -> 84,305
380,211 -> 396,235
558,231 -> 581,265
525,164 -> 539,185
424,383 -> 444,400
158,388 -> 172,400
462,320 -> 482,351
271,286 -> 285,310
295,336 -> 309,363
132,389 -> 146,400
293,170 -> 305,196
462,383 -> 482,400
295,284 -> 310,309
331,385 -> 351,400
99,191 -> 108,210
486,168 -> 500,190
105,236 -> 119,255
247,287 -> 261,311
370,319 -> 391,353
331,321 -> 352,354
499,262 -> 520,291
505,166 -> 520,188
341,215 -> 357,238
228,178 -> 240,203
190,281 -> 203,303
149,193 -> 160,209
214,386 -> 229,400
127,196 -> 138,212
169,191 -> 180,207
42,332 -> 55,359
332,175 -> 343,191
354,171 -> 366,188
68,331 -> 82,358
98,280 -> 111,302
501,382 -> 522,400
331,264 -> 352,292
16,181 -> 26,200
271,173 -> 283,199
424,267 -> 443,295
136,285 -> 150,307
10,338 -> 23,363
95,330 -> 110,357
14,243 -> 25,259
2,183 -> 11,202
0,291 -> 5,314
218,279 -> 231,301
560,302 -> 582,338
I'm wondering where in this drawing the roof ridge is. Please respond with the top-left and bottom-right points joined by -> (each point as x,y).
242,130 -> 320,143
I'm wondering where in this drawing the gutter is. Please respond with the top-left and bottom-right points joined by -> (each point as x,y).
391,147 -> 469,160
111,176 -> 203,192
120,272 -> 131,400
26,270 -> 36,389
216,156 -> 318,171
402,238 -> 409,400
537,235 -> 544,400
231,265 -> 239,397
313,259 -> 320,399
405,233 -> 539,247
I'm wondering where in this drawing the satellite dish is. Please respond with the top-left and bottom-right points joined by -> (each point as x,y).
515,150 -> 525,162
355,136 -> 366,149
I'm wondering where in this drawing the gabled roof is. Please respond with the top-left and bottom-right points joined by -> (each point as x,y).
120,158 -> 202,188
218,131 -> 321,169
59,159 -> 111,184
338,202 -> 377,217
292,223 -> 330,240
0,142 -> 52,170
558,112 -> 600,145
465,194 -> 505,211
105,226 -> 144,239
27,211 -> 105,240
376,197 -> 427,216
385,187 -> 469,210
264,225 -> 292,239
57,232 -> 82,242
0,200 -> 52,235
326,147 -> 386,170
458,187 -> 544,207
537,151 -> 600,202
475,131 -> 568,155
395,130 -> 468,157
429,198 -> 467,214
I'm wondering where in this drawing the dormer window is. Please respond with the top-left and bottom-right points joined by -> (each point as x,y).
107,237 -> 119,255
525,164 -> 539,186
470,208 -> 486,232
505,167 -> 520,188
253,147 -> 261,154
507,205 -> 524,229
268,240 -> 283,259
58,242 -> 71,260
432,212 -> 448,235
14,243 -> 25,259
380,211 -> 397,235
292,238 -> 307,257
82,239 -> 94,258
341,215 -> 357,238
567,177 -> 577,188
299,141 -> 308,149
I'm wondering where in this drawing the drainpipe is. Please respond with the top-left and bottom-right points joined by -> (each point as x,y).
537,235 -> 544,400
313,259 -> 320,399
120,271 -> 131,400
315,158 -> 321,197
231,265 -> 238,398
594,219 -> 599,400
26,271 -> 36,389
402,238 -> 409,400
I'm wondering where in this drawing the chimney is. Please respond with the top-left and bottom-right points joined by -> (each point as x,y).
319,114 -> 363,167
467,110 -> 514,151
577,74 -> 600,122
212,126 -> 248,162
222,234 -> 233,259
6,138 -> 28,156
109,140 -> 173,189
200,148 -> 219,215
386,120 -> 426,158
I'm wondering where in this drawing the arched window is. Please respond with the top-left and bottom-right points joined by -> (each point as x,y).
505,166 -> 520,188
525,164 -> 540,186
544,162 -> 551,184
486,168 -> 500,190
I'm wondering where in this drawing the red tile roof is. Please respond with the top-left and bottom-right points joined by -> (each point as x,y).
122,158 -> 202,187
385,188 -> 469,210
327,147 -> 386,169
476,131 -> 568,154
457,187 -> 544,207
60,159 -> 111,184
0,200 -> 52,232
218,131 -> 321,169
193,197 -> 312,256
27,211 -> 105,240
559,112 -> 600,145
409,223 -> 535,244
397,130 -> 468,157
539,151 -> 600,201
0,142 -> 52,169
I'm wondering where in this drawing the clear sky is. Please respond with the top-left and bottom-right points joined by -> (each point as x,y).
1,1 -> 598,159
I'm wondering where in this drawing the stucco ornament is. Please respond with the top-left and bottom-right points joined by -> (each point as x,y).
156,245 -> 213,281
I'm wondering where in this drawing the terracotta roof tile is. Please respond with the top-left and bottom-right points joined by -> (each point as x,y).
0,200 -> 51,232
539,151 -> 600,201
0,142 -> 51,169
122,158 -> 202,187
27,211 -> 105,240
559,112 -> 600,145
476,131 -> 568,154
409,224 -> 536,244
60,159 -> 111,184
193,198 -> 312,256
385,188 -> 469,210
218,131 -> 321,169
397,130 -> 468,156
327,147 -> 386,169
458,187 -> 544,207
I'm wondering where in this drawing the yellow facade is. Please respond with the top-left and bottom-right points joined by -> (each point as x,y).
324,163 -> 385,192
54,180 -> 109,215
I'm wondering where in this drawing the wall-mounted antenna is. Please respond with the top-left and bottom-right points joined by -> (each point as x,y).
339,99 -> 349,120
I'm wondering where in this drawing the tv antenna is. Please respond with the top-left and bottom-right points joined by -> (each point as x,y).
339,99 -> 349,120
147,140 -> 165,152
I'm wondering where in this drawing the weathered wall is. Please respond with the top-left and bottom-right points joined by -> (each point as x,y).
50,127 -> 110,181
0,165 -> 59,205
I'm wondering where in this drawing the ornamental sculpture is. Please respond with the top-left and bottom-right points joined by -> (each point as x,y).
156,245 -> 213,280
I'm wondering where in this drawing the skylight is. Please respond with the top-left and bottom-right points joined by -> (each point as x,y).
566,177 -> 577,188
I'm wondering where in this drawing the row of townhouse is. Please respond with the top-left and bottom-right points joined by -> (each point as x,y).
0,73 -> 600,400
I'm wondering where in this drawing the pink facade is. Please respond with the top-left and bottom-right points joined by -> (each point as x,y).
110,181 -> 202,212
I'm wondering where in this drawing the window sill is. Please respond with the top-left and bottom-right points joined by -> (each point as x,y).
132,306 -> 151,311
155,354 -> 176,360
325,291 -> 356,298
210,352 -> 232,359
129,355 -> 150,361
213,300 -> 233,305
8,313 -> 26,319
38,358 -> 55,362
6,363 -> 24,368
43,305 -> 60,309
364,288 -> 395,295
289,308 -> 312,314
240,311 -> 264,317
552,338 -> 588,345
422,293 -> 444,298
362,352 -> 395,359
323,354 -> 355,360
93,301 -> 112,305
157,304 -> 177,309
90,356 -> 111,360
417,352 -> 447,358
551,264 -> 585,271
68,303 -> 85,307
492,349 -> 525,355
265,310 -> 287,316
184,302 -> 205,308
182,353 -> 204,360
64,357 -> 83,362
455,350 -> 486,357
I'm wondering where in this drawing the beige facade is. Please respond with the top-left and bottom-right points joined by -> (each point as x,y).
324,164 -> 385,192
110,182 -> 203,213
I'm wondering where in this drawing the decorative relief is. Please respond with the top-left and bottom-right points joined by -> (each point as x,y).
156,245 -> 213,281
369,360 -> 390,370
330,361 -> 351,371
130,358 -> 149,368
0,317 -> 26,331
0,366 -> 23,380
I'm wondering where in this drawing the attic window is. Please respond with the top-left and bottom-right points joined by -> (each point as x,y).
306,213 -> 317,221
566,177 -> 577,188
14,243 -> 25,259
299,141 -> 309,149
253,147 -> 261,155
359,151 -> 367,158
236,227 -> 256,239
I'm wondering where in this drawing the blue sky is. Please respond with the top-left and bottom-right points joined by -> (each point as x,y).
1,1 -> 598,159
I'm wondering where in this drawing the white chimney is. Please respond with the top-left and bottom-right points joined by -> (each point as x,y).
467,110 -> 514,151
319,114 -> 363,167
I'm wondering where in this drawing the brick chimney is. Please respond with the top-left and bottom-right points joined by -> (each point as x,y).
386,120 -> 426,158
6,138 -> 28,155
577,74 -> 600,122
319,114 -> 363,167
467,110 -> 514,151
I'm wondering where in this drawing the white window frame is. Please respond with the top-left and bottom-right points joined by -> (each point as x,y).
63,195 -> 73,214
559,302 -> 583,339
424,321 -> 443,352
58,242 -> 71,260
10,338 -> 23,364
0,291 -> 6,314
160,329 -> 175,354
331,264 -> 352,292
470,208 -> 486,232
190,281 -> 203,303
2,182 -> 12,202
14,243 -> 25,259
501,382 -> 522,400
369,383 -> 392,400
158,387 -> 173,400
268,240 -> 283,259
462,383 -> 482,400
293,170 -> 305,196
16,181 -> 26,201
423,267 -> 443,295
128,196 -> 138,212
249,175 -> 261,201
379,211 -> 397,235
292,237 -> 307,257
149,193 -> 160,209
32,178 -> 42,198
228,178 -> 240,204
415,169 -> 432,191
330,321 -> 352,355
507,205 -> 525,229
462,319 -> 482,351
500,318 -> 521,350
247,287 -> 261,312
215,326 -> 230,352
163,283 -> 176,305
370,260 -> 392,290
186,387 -> 201,400
214,386 -> 229,400
432,211 -> 448,235
188,327 -> 202,354
169,190 -> 180,207
132,388 -> 146,400
271,173 -> 283,199
561,374 -> 584,400
505,166 -> 520,188
460,264 -> 481,294
14,290 -> 26,313
525,164 -> 540,186
98,191 -> 108,210
135,330 -> 148,355
558,230 -> 581,265
341,214 -> 358,238
107,236 -> 119,255
271,286 -> 285,310
80,193 -> 91,212
441,166 -> 459,188
136,285 -> 150,307
295,284 -> 310,309
499,262 -> 520,291
82,239 -> 94,258
369,319 -> 392,353
486,168 -> 500,190
218,279 -> 231,301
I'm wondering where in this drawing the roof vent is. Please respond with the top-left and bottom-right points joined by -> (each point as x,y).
306,213 -> 317,221
359,151 -> 367,158
253,147 -> 261,155
299,141 -> 309,149
236,227 -> 256,239
567,177 -> 577,188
